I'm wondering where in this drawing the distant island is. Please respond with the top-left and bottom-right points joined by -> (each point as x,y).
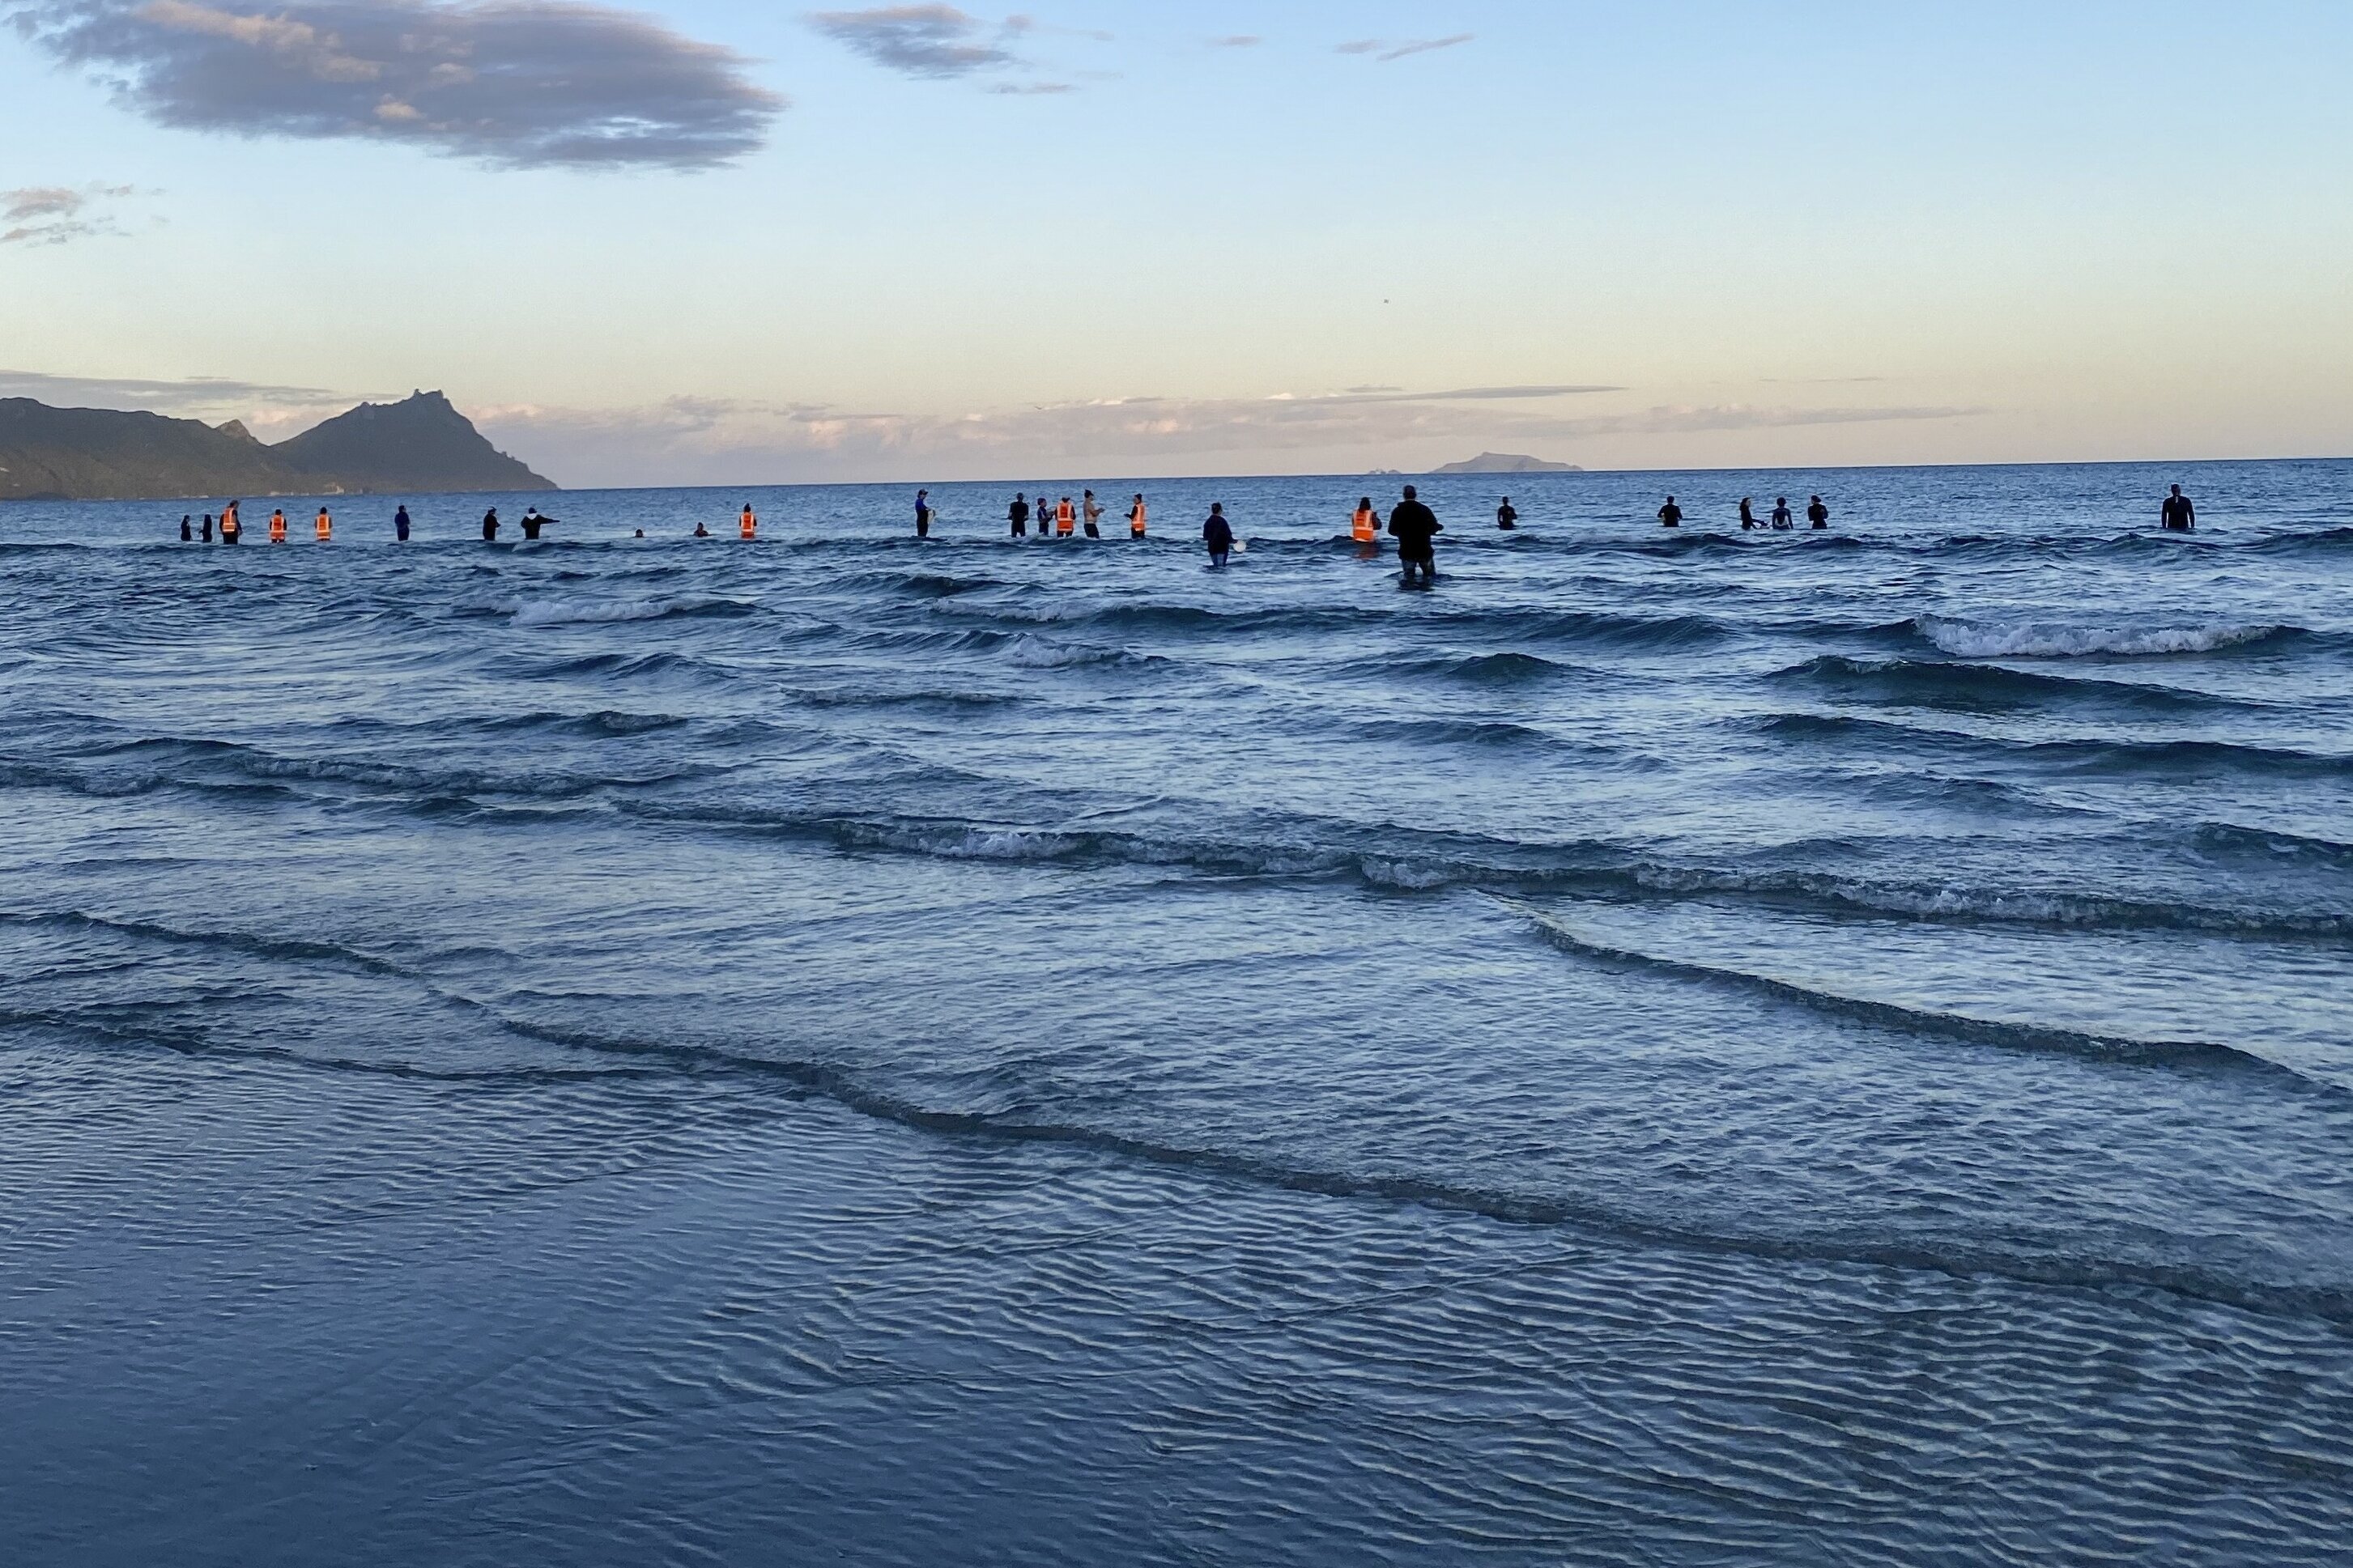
0,390 -> 553,501
1430,452 -> 1584,474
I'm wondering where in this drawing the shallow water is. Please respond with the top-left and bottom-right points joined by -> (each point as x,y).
4,461 -> 2351,1564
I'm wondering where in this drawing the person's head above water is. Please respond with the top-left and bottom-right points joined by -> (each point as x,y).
1211,503 -> 1224,515
1402,486 -> 1418,500
2171,484 -> 2185,496
1359,496 -> 1372,508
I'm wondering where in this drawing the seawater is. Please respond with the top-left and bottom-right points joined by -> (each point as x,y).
4,461 -> 2351,1565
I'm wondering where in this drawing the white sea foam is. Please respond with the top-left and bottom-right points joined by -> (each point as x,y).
1917,615 -> 2279,659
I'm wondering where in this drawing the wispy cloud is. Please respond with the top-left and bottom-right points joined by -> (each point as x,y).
1,183 -> 135,244
806,5 -> 1018,77
476,389 -> 1980,486
8,0 -> 785,170
1208,34 -> 1258,49
1337,34 -> 1474,63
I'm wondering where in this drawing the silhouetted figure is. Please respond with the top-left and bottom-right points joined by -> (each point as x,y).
1496,497 -> 1518,530
200,513 -> 214,543
693,520 -> 710,538
180,514 -> 192,542
520,506 -> 547,541
1739,497 -> 1758,530
1658,495 -> 1682,529
1009,494 -> 1030,538
1771,496 -> 1793,530
482,508 -> 500,542
1388,485 -> 1441,584
1203,503 -> 1235,567
394,504 -> 411,542
1807,495 -> 1829,529
2161,485 -> 2196,532
915,489 -> 933,538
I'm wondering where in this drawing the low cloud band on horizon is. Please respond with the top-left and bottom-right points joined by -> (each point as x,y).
8,0 -> 785,169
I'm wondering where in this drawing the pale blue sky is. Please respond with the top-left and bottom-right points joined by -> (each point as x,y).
4,2 -> 2349,484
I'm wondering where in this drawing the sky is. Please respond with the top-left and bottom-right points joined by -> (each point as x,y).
3,1 -> 2350,486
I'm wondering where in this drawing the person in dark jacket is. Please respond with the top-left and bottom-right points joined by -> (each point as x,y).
394,504 -> 411,542
1496,497 -> 1518,530
1203,503 -> 1235,567
1387,485 -> 1441,584
2161,485 -> 2196,531
1009,494 -> 1031,538
1658,495 -> 1683,529
179,514 -> 192,542
482,507 -> 500,542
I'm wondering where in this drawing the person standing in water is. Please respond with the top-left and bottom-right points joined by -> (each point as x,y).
739,503 -> 757,541
1770,496 -> 1793,530
1009,494 -> 1030,537
179,515 -> 192,542
519,507 -> 546,541
2161,484 -> 2197,532
1388,485 -> 1441,584
1738,497 -> 1759,530
693,519 -> 710,538
1658,495 -> 1683,529
915,489 -> 933,538
200,513 -> 215,543
394,504 -> 411,542
1128,494 -> 1147,539
1203,503 -> 1235,568
315,506 -> 333,542
482,507 -> 500,542
1806,495 -> 1829,529
268,508 -> 288,544
1055,495 -> 1076,538
1496,497 -> 1519,531
1083,491 -> 1103,538
1352,497 -> 1380,551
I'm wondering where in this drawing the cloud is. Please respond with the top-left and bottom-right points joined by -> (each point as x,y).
1208,34 -> 1257,48
1,183 -> 135,244
806,5 -> 1017,78
474,388 -> 1981,486
1337,34 -> 1473,63
8,0 -> 785,170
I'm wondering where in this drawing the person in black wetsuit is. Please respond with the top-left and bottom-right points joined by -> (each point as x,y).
482,507 -> 500,542
200,513 -> 214,543
1203,503 -> 1234,567
2161,485 -> 2196,532
1496,497 -> 1519,530
180,515 -> 192,542
1009,494 -> 1030,538
1388,485 -> 1441,584
1738,497 -> 1759,530
394,504 -> 411,542
1658,495 -> 1683,529
1771,496 -> 1793,529
1807,495 -> 1829,529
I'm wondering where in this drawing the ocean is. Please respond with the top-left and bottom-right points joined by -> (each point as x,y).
4,460 -> 2351,1565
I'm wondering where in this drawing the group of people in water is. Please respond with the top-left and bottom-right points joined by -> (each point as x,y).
172,482 -> 2202,570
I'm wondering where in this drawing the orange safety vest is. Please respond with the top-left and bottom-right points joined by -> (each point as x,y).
1055,499 -> 1075,534
315,510 -> 332,541
1352,507 -> 1376,542
739,508 -> 756,539
1130,501 -> 1147,537
268,512 -> 287,543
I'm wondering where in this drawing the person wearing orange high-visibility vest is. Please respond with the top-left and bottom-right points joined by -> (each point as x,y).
1128,494 -> 1147,539
739,503 -> 757,541
315,507 -> 332,542
1054,496 -> 1075,537
268,508 -> 287,544
1351,497 -> 1380,546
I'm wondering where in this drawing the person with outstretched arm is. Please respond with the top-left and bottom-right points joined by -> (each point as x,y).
1806,495 -> 1829,529
1203,503 -> 1235,568
2161,484 -> 2196,532
1388,485 -> 1441,584
1739,497 -> 1759,530
1658,495 -> 1683,529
